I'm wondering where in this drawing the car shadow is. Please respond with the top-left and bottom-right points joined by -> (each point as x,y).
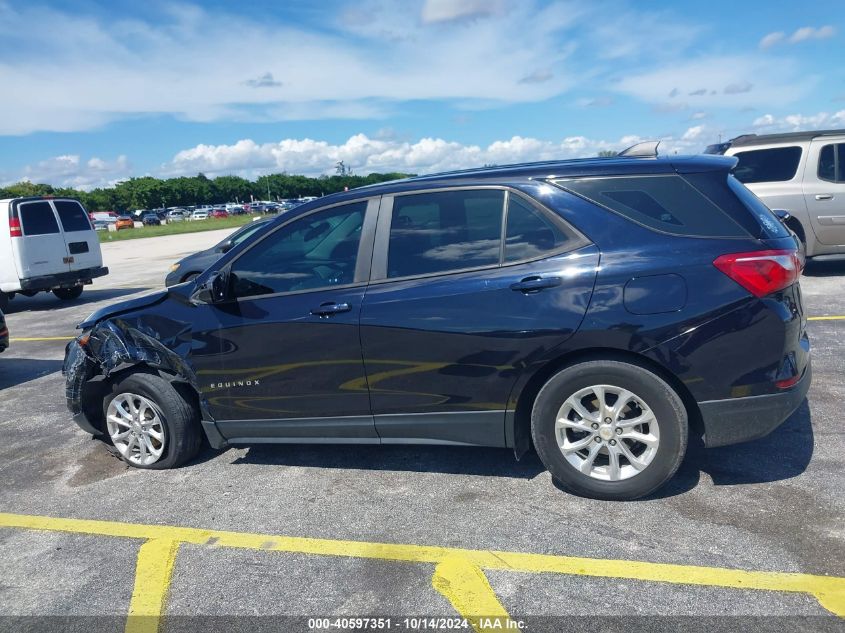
3,287 -> 152,314
803,258 -> 845,277
231,443 -> 547,480
645,399 -> 813,499
0,358 -> 64,390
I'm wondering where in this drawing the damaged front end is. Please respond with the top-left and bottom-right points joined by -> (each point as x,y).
62,314 -> 222,445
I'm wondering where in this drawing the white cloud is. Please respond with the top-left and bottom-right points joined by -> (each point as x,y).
615,55 -> 815,108
0,1 -> 577,135
420,0 -> 506,24
789,25 -> 836,43
760,25 -> 836,48
752,110 -> 845,131
681,125 -> 704,141
759,32 -> 785,49
3,154 -> 131,190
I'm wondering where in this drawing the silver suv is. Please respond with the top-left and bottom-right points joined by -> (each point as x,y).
706,129 -> 845,258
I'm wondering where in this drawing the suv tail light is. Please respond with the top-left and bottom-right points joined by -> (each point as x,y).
9,217 -> 22,238
713,249 -> 801,298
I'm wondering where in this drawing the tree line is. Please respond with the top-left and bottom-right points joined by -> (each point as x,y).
0,171 -> 414,212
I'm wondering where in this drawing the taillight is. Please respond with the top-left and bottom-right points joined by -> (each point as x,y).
9,217 -> 22,238
713,249 -> 801,298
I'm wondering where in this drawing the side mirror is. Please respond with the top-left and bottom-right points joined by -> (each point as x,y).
190,271 -> 229,305
773,209 -> 791,223
218,239 -> 234,254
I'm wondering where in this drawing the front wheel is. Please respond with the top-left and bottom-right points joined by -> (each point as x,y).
53,286 -> 84,301
531,360 -> 688,501
103,372 -> 202,469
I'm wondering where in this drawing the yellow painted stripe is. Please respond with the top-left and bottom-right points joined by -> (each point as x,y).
808,316 -> 845,321
0,512 -> 843,617
125,539 -> 180,633
433,557 -> 513,633
9,336 -> 75,342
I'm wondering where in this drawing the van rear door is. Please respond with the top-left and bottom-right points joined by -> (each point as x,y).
52,199 -> 103,272
12,200 -> 71,280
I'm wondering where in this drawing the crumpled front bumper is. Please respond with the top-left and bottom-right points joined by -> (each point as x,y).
62,338 -> 102,435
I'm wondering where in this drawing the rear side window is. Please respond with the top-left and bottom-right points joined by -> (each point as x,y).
683,173 -> 789,239
54,200 -> 91,232
18,201 -> 60,236
387,190 -> 504,278
556,175 -> 749,238
818,144 -> 845,183
732,146 -> 802,183
504,194 -> 581,262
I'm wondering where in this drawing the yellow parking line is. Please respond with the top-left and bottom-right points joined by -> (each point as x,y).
808,316 -> 845,321
433,557 -> 513,632
0,512 -> 843,618
126,539 -> 180,633
8,336 -> 75,342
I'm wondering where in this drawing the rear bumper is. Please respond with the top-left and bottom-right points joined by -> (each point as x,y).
699,361 -> 811,448
20,266 -> 108,292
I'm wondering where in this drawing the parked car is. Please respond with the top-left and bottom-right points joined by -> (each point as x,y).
0,197 -> 108,311
91,211 -> 118,223
93,220 -> 111,231
167,209 -> 189,222
705,128 -> 845,258
62,152 -> 809,500
210,208 -> 229,219
0,307 -> 8,353
115,216 -> 134,230
165,218 -> 272,286
189,210 -> 209,221
141,213 -> 162,226
228,206 -> 247,215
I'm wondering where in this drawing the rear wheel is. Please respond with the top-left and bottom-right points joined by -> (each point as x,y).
103,372 -> 202,469
531,360 -> 687,500
53,286 -> 84,301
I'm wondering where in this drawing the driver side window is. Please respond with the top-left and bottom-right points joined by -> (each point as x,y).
231,201 -> 367,298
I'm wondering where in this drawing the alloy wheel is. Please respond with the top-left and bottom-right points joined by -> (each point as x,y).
106,392 -> 166,466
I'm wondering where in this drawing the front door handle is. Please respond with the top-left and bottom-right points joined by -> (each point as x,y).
815,194 -> 833,201
310,302 -> 351,316
510,276 -> 562,293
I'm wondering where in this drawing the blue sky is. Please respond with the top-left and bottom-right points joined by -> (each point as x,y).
0,0 -> 843,189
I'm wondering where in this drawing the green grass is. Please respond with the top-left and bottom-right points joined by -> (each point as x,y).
98,214 -> 259,243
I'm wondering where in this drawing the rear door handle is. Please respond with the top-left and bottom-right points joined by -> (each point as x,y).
815,194 -> 833,201
310,302 -> 351,316
510,276 -> 562,293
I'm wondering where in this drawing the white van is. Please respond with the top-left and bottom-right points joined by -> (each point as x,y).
0,197 -> 109,311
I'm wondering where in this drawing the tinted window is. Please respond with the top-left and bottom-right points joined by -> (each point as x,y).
733,146 -> 802,183
231,202 -> 366,298
231,222 -> 268,246
54,200 -> 91,232
557,175 -> 748,237
504,195 -> 577,262
19,201 -> 60,236
818,144 -> 845,183
387,190 -> 503,278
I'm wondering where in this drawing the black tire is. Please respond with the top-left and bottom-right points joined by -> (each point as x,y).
0,292 -> 8,312
531,360 -> 688,501
181,272 -> 200,284
53,286 -> 84,301
102,372 -> 202,469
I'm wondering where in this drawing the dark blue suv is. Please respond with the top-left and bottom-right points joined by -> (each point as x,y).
63,154 -> 810,500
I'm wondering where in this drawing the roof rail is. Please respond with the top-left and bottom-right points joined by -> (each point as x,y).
618,140 -> 660,158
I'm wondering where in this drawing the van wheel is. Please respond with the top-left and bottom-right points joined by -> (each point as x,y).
531,360 -> 688,501
102,372 -> 202,469
0,292 -> 8,312
53,286 -> 84,301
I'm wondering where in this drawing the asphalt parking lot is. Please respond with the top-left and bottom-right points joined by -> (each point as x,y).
0,230 -> 843,632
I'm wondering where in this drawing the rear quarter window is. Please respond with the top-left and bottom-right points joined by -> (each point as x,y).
732,146 -> 802,183
18,201 -> 60,236
554,175 -> 749,238
54,200 -> 92,232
